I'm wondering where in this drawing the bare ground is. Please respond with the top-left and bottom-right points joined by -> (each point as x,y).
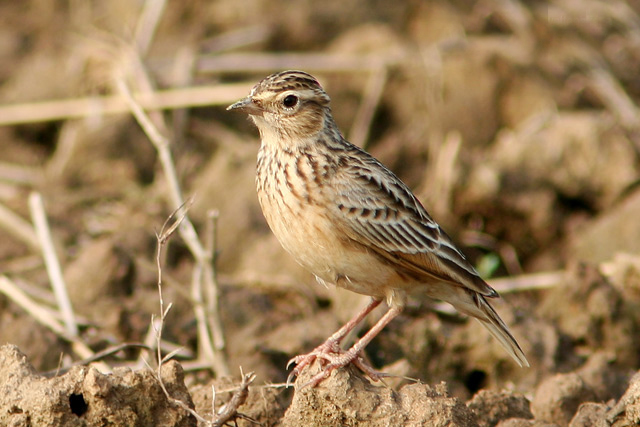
1,0 -> 640,425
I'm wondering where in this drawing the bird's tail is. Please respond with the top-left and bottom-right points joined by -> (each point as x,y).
456,291 -> 529,368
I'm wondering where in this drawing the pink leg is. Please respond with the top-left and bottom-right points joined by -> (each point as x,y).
301,305 -> 403,388
287,298 -> 381,385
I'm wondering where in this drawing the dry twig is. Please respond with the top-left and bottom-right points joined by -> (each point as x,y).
151,203 -> 210,424
44,343 -> 150,376
0,275 -> 106,369
0,161 -> 40,185
0,83 -> 249,126
212,369 -> 258,427
489,270 -> 564,293
134,0 -> 167,55
29,192 -> 78,337
0,201 -> 40,251
587,68 -> 640,131
197,52 -> 400,73
152,207 -> 256,426
349,66 -> 387,149
115,74 -> 229,375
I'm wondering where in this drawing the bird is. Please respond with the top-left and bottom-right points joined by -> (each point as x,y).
227,70 -> 528,387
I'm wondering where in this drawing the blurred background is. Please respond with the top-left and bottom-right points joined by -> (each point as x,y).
1,0 -> 640,422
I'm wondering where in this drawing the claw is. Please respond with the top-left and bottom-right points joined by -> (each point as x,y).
286,370 -> 297,388
286,352 -> 319,383
285,331 -> 389,387
286,356 -> 299,370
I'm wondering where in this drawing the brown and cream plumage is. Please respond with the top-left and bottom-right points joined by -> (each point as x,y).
228,70 -> 528,387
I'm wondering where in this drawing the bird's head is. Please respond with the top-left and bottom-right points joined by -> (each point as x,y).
227,70 -> 333,145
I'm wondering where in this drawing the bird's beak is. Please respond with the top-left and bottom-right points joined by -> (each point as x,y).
226,96 -> 263,116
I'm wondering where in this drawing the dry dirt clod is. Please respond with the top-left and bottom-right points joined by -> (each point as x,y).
190,375 -> 287,427
496,419 -> 560,427
467,389 -> 534,427
608,371 -> 640,426
576,352 -> 630,403
531,372 -> 597,426
568,402 -> 609,427
0,344 -> 196,427
282,361 -> 479,427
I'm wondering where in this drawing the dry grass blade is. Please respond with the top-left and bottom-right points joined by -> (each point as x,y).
158,198 -> 194,245
587,68 -> 640,130
201,25 -> 270,52
44,343 -> 150,376
0,161 -> 40,185
423,131 -> 462,219
134,0 -> 167,55
349,66 -> 387,149
0,83 -> 249,126
152,206 -> 245,426
29,192 -> 78,337
0,201 -> 40,251
191,259 -> 218,367
0,275 -> 69,339
0,275 -> 106,368
151,206 -> 210,425
203,210 -> 225,351
197,52 -> 399,73
116,74 -> 229,376
489,271 -> 564,293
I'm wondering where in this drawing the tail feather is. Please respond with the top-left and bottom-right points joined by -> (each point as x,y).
454,290 -> 529,367
474,293 -> 529,367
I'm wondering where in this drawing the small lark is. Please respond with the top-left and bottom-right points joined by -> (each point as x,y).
228,70 -> 528,387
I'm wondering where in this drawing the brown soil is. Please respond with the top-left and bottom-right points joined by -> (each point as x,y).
1,1 -> 640,426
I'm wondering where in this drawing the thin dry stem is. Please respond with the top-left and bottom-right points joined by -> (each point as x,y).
424,131 -> 462,219
0,51 -> 403,128
0,83 -> 249,126
0,201 -> 40,251
201,25 -> 270,53
489,270 -> 564,293
152,207 -> 253,426
136,317 -> 162,370
168,46 -> 198,142
122,42 -> 170,136
349,66 -> 387,149
212,369 -> 257,427
430,270 -> 562,316
0,275 -> 68,339
587,68 -> 640,131
46,121 -> 83,179
45,343 -> 150,376
134,255 -> 193,300
0,161 -> 40,185
134,0 -> 167,55
203,210 -> 225,351
116,75 -> 229,375
498,244 -> 524,276
152,205 -> 210,425
191,260 -> 218,367
28,192 -> 78,337
0,275 -> 106,368
197,52 -> 400,73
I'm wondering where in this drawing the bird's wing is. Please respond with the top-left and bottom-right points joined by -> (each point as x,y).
328,153 -> 496,297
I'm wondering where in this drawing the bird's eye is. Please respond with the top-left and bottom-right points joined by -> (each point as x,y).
282,95 -> 298,108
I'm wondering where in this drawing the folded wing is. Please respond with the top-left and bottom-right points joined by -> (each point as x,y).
328,152 -> 496,298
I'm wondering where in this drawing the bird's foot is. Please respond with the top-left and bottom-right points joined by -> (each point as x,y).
287,342 -> 383,389
286,338 -> 341,386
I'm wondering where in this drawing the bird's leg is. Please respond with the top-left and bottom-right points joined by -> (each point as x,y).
301,305 -> 403,388
286,298 -> 381,385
